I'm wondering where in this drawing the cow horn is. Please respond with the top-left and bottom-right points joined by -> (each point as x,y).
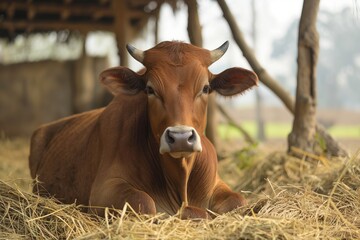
210,41 -> 229,63
126,44 -> 145,63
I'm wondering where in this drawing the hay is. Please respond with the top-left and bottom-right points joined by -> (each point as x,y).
0,148 -> 360,239
0,180 -> 99,239
233,150 -> 355,196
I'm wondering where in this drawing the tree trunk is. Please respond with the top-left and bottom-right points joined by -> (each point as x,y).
288,0 -> 319,154
186,0 -> 218,149
251,0 -> 266,141
216,0 -> 348,157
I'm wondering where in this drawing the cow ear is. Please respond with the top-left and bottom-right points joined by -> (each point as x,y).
210,67 -> 258,96
100,67 -> 145,95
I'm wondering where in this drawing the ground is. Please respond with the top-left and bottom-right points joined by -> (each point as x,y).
218,106 -> 360,154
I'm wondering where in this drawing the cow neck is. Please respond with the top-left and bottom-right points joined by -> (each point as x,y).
159,154 -> 196,207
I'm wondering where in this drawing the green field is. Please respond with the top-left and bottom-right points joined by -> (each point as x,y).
218,121 -> 360,140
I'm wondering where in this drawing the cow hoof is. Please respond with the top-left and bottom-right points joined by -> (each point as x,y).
179,206 -> 211,220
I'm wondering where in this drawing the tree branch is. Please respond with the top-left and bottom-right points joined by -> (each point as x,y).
217,103 -> 256,145
216,0 -> 295,114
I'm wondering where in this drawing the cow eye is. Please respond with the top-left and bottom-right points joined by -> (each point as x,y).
202,85 -> 211,94
145,86 -> 155,95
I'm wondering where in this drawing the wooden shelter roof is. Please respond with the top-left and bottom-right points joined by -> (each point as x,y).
0,0 -> 180,65
0,0 -> 177,40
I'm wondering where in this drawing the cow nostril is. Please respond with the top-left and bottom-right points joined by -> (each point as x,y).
188,130 -> 196,143
166,130 -> 175,144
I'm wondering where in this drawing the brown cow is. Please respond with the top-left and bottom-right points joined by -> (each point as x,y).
29,41 -> 258,219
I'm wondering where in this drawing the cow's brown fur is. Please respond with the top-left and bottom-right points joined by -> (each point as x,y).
29,41 -> 258,219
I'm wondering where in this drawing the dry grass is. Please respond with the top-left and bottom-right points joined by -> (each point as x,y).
0,137 -> 360,239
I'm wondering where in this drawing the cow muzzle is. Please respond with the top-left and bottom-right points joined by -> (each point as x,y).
159,126 -> 202,158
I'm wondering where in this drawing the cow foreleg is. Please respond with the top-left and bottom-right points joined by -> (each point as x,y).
209,180 -> 246,214
89,179 -> 156,217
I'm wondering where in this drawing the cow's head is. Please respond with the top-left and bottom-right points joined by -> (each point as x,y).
100,41 -> 258,159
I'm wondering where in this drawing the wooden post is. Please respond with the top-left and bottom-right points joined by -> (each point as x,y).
154,6 -> 160,44
288,0 -> 320,154
185,0 -> 203,47
112,0 -> 129,66
73,36 -> 96,113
